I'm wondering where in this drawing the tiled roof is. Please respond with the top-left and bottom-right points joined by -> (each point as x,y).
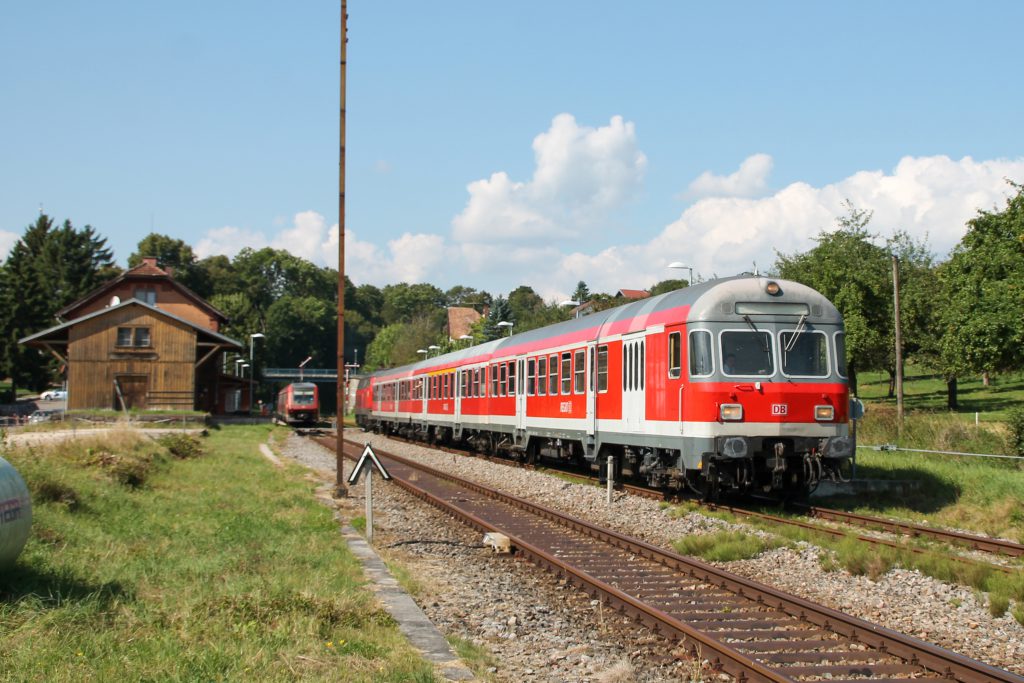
616,289 -> 651,299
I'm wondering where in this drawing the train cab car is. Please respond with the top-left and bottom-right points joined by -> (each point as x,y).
358,275 -> 852,499
276,382 -> 320,426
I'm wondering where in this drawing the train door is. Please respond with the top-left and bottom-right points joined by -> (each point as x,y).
454,370 -> 462,424
586,341 -> 597,437
622,332 -> 646,432
515,357 -> 526,431
667,324 -> 686,434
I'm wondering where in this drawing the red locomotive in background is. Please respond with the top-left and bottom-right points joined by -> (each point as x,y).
275,382 -> 320,426
355,276 -> 853,499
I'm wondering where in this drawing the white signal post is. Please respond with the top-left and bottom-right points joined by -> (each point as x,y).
347,444 -> 391,544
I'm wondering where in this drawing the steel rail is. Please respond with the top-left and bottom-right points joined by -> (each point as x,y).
790,503 -> 1024,558
329,436 -> 1023,683
702,502 -> 1019,576
375,431 -> 1023,565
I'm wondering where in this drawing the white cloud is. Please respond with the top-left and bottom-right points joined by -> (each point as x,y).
552,154 -> 1024,298
451,113 -> 647,244
0,230 -> 18,263
684,153 -> 774,199
344,229 -> 447,285
194,226 -> 268,260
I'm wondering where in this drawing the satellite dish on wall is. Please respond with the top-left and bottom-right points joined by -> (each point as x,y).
110,295 -> 121,306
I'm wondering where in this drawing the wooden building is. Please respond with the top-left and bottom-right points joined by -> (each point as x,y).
19,259 -> 246,413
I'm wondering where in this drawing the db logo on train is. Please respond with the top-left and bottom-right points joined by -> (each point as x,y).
771,404 -> 788,416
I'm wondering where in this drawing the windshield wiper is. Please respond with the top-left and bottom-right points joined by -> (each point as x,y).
743,315 -> 769,353
784,313 -> 808,352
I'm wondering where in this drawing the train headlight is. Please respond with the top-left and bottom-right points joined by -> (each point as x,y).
720,404 -> 743,421
814,405 -> 835,421
765,281 -> 782,296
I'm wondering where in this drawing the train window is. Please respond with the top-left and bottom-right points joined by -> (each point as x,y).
561,352 -> 572,394
462,370 -> 468,398
721,330 -> 775,376
474,369 -> 481,398
668,332 -> 682,379
639,341 -> 645,390
500,363 -> 507,396
527,358 -> 536,395
574,350 -> 585,393
508,361 -> 516,394
835,332 -> 848,378
689,331 -> 713,377
491,365 -> 499,397
548,354 -> 558,395
589,348 -> 595,392
597,345 -> 608,392
538,357 -> 547,395
623,344 -> 630,390
780,330 -> 829,378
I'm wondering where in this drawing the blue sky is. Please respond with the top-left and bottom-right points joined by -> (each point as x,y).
3,1 -> 1023,300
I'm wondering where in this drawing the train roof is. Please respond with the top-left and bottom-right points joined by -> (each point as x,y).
370,275 -> 841,380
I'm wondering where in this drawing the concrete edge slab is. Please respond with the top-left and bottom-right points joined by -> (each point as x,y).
314,491 -> 475,682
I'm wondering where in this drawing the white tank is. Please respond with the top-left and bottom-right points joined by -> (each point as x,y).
0,455 -> 32,568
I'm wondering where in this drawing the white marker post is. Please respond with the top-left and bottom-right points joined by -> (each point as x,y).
347,443 -> 392,544
607,455 -> 614,506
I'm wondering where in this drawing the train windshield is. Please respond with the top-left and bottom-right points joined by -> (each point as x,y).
780,330 -> 829,377
721,331 -> 774,376
293,390 -> 316,404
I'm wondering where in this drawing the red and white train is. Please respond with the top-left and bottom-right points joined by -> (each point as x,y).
276,382 -> 320,426
355,276 -> 853,498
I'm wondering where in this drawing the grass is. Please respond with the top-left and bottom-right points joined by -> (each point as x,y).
856,367 -> 1024,422
447,635 -> 498,680
0,425 -> 439,682
672,530 -> 785,562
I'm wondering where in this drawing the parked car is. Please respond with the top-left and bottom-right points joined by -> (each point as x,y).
39,389 -> 67,400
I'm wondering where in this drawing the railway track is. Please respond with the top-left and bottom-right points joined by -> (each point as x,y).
319,435 -> 1023,683
360,430 -> 1024,568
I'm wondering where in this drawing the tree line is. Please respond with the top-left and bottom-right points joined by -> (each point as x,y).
2,182 -> 1021,408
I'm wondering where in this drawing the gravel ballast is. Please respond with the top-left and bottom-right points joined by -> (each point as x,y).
280,431 -> 1024,680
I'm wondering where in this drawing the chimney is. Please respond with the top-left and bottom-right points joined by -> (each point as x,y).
165,266 -> 175,278
142,257 -> 158,267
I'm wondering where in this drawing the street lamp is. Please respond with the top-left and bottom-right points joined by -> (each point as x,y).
458,334 -> 474,347
235,358 -> 245,376
559,299 -> 581,319
417,349 -> 428,358
249,333 -> 265,415
496,321 -> 514,336
298,355 -> 313,381
428,344 -> 440,356
667,261 -> 694,286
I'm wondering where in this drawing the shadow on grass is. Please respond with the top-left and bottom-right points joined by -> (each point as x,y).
0,564 -> 132,609
819,465 -> 960,515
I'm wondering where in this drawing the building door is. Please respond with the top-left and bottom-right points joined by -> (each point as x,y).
114,375 -> 149,410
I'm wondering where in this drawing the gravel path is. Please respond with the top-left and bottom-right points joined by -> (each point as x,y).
280,431 -> 1024,680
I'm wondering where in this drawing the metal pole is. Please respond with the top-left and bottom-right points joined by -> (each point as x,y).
892,255 -> 904,428
365,471 -> 373,544
335,0 -> 348,496
606,455 -> 614,505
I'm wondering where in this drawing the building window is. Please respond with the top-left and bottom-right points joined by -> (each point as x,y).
116,327 -> 132,346
133,287 -> 157,305
116,326 -> 151,348
134,327 -> 151,347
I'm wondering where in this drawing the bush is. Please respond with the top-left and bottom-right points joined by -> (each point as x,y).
158,433 -> 205,459
1006,407 -> 1024,457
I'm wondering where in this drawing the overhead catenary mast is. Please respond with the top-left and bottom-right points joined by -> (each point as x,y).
336,0 -> 348,497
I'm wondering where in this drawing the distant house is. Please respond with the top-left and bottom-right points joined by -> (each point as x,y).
615,289 -> 650,300
19,258 -> 245,413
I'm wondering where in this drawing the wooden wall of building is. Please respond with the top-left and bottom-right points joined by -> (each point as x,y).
73,281 -> 220,331
67,305 -> 197,411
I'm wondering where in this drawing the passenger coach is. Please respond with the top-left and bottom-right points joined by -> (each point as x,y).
355,276 -> 852,498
